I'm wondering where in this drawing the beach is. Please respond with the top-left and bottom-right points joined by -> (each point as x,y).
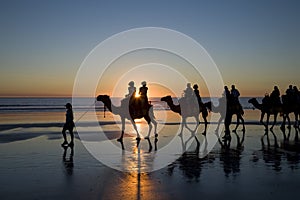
1,98 -> 300,200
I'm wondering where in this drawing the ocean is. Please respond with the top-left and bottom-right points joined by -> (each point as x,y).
0,97 -> 260,113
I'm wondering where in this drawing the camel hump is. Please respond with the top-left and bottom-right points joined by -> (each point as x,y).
120,96 -> 151,116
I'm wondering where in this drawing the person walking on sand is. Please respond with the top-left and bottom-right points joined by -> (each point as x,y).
62,103 -> 75,147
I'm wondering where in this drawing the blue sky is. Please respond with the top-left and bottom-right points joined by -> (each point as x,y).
0,0 -> 299,96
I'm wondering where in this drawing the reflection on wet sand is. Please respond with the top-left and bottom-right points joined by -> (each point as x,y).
168,129 -> 246,181
62,146 -> 74,176
102,137 -> 171,200
218,130 -> 245,177
252,128 -> 300,171
168,135 -> 209,181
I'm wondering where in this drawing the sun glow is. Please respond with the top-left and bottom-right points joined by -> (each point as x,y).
135,93 -> 140,98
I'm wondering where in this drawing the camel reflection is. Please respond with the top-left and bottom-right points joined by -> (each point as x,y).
168,134 -> 211,182
218,130 -> 245,177
252,128 -> 300,172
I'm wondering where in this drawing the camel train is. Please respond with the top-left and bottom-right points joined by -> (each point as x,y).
97,82 -> 300,142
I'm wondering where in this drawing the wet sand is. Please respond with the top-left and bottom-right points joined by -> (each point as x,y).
1,110 -> 300,200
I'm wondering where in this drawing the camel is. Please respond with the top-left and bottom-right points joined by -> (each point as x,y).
160,95 -> 210,135
248,98 -> 283,131
205,97 -> 245,133
96,95 -> 157,141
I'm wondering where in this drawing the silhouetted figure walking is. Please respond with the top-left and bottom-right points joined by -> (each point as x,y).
62,103 -> 75,147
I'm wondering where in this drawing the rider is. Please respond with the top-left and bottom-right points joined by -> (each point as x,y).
223,86 -> 231,106
193,84 -> 203,107
285,85 -> 295,104
139,81 -> 149,111
270,86 -> 281,106
184,83 -> 194,99
126,81 -> 136,98
293,86 -> 300,104
231,85 -> 240,105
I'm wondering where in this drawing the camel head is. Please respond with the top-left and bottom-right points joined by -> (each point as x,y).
248,98 -> 257,104
161,95 -> 172,102
96,95 -> 110,102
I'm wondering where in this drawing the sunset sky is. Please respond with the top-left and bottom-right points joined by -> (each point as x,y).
0,0 -> 299,97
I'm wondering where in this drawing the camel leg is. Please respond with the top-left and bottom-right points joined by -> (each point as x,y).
151,119 -> 158,137
130,119 -> 140,140
201,112 -> 208,136
293,112 -> 298,128
223,112 -> 232,140
286,114 -> 291,129
117,118 -> 126,141
215,116 -> 223,134
281,114 -> 287,131
233,114 -> 239,132
240,115 -> 245,131
260,112 -> 267,131
149,107 -> 158,137
179,118 -> 186,136
266,114 -> 270,131
144,116 -> 153,139
193,116 -> 200,135
270,114 -> 277,131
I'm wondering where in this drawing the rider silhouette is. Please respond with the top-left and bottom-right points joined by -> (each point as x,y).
183,83 -> 194,101
270,86 -> 281,106
231,85 -> 240,104
293,86 -> 300,104
223,86 -> 231,105
139,81 -> 149,113
193,84 -> 203,107
286,85 -> 294,96
126,81 -> 136,98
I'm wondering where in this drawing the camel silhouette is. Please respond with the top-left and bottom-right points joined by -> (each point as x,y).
160,95 -> 210,135
248,98 -> 283,131
96,95 -> 157,141
205,97 -> 245,133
